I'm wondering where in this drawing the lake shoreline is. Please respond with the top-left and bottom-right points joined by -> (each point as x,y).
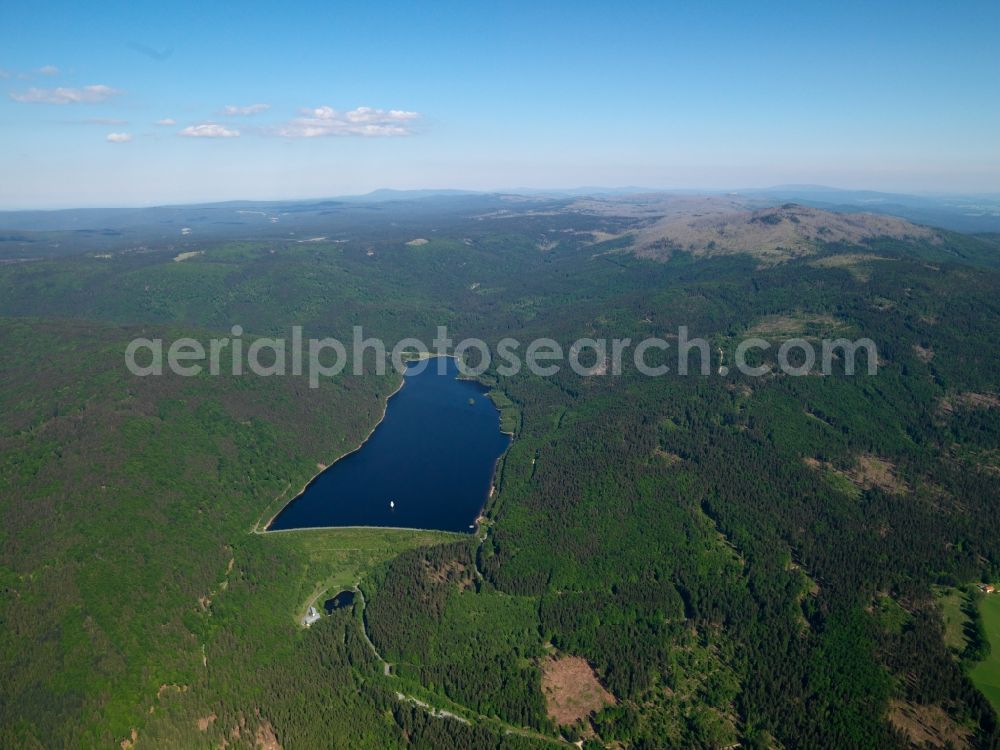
261,355 -> 512,534
265,524 -> 470,535
261,373 -> 408,532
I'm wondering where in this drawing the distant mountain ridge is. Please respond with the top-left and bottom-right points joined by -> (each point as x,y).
2,189 -> 999,265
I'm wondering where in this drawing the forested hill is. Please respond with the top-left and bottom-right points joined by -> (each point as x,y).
1,195 -> 999,748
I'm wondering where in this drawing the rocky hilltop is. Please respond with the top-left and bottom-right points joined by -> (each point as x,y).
632,203 -> 941,261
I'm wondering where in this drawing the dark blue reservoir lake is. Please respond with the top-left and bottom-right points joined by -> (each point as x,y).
267,357 -> 511,533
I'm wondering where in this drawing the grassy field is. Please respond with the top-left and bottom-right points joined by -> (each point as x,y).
971,594 -> 1000,712
933,585 -> 972,655
265,527 -> 461,622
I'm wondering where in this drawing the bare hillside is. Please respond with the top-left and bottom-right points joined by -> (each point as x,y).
632,203 -> 941,261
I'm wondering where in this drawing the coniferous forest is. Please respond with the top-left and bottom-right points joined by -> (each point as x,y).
2,193 -> 1000,748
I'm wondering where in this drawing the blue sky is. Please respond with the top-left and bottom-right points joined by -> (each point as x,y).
1,1 -> 998,207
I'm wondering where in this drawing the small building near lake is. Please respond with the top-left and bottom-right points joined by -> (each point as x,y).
302,606 -> 321,627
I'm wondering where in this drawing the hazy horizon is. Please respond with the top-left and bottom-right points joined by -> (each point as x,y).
2,1 -> 998,208
4,183 -> 1000,213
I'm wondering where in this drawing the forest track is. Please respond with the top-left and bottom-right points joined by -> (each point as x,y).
357,583 -> 574,744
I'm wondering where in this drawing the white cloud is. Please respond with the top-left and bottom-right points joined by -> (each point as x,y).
222,103 -> 270,116
155,118 -> 176,126
277,106 -> 420,138
178,123 -> 240,138
106,132 -> 132,143
38,65 -> 59,76
10,84 -> 122,104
